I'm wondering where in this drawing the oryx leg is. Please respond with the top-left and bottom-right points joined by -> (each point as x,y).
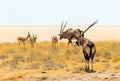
85,60 -> 87,71
91,60 -> 93,71
83,48 -> 90,71
83,52 -> 88,71
91,54 -> 95,71
68,39 -> 72,45
87,60 -> 90,71
91,47 -> 96,71
68,35 -> 74,46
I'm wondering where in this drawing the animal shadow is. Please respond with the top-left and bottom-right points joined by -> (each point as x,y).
84,69 -> 96,73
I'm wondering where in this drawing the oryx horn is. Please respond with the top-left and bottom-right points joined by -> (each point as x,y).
62,21 -> 68,32
83,20 -> 98,33
60,21 -> 64,34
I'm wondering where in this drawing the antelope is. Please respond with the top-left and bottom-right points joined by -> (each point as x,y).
58,21 -> 84,46
29,35 -> 38,48
17,32 -> 30,45
51,35 -> 58,48
75,20 -> 98,71
75,37 -> 96,71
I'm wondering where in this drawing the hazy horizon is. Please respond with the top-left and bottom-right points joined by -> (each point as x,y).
0,25 -> 120,43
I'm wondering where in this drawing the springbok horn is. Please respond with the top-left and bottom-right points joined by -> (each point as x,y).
62,21 -> 68,32
28,32 -> 30,36
35,35 -> 37,38
83,20 -> 98,34
60,21 -> 64,34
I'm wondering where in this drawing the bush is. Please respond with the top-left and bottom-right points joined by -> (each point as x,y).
0,54 -> 7,60
112,56 -> 120,62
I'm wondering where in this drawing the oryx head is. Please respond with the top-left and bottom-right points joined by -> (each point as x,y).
75,20 -> 98,46
58,21 -> 68,40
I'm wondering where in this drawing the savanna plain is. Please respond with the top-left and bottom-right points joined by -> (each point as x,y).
0,26 -> 120,81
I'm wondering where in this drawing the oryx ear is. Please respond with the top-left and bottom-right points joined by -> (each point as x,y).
81,31 -> 84,37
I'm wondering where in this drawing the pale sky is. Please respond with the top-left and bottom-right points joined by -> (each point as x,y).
0,0 -> 120,25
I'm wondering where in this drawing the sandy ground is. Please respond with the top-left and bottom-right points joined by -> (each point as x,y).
0,68 -> 120,81
24,72 -> 120,81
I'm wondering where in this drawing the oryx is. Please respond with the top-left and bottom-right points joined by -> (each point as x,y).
75,20 -> 98,71
58,21 -> 84,46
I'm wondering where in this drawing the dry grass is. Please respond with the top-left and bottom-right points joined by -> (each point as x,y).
0,41 -> 120,80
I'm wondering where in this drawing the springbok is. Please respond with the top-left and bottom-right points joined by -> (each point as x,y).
29,35 -> 38,48
51,35 -> 58,48
75,20 -> 98,71
58,21 -> 84,46
17,32 -> 30,45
